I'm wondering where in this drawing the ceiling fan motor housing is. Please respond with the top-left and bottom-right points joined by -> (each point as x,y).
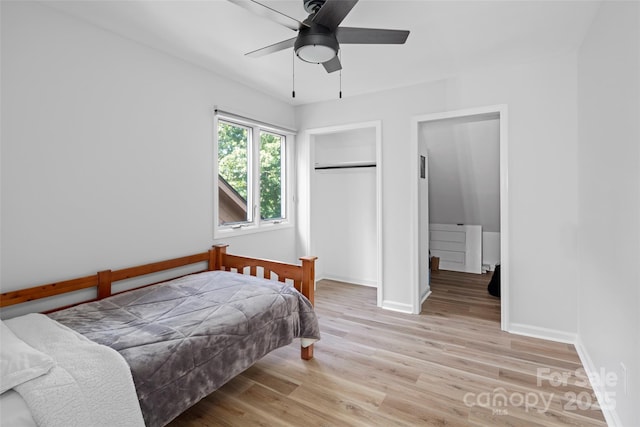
294,24 -> 339,63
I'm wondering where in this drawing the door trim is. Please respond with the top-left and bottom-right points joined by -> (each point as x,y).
410,105 -> 509,331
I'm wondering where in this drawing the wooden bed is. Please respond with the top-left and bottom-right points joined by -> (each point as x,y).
0,244 -> 318,359
1,245 -> 319,426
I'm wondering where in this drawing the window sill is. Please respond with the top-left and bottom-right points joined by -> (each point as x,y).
214,221 -> 293,239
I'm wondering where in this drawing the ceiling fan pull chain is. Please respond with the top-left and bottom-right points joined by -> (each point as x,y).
339,50 -> 342,99
292,49 -> 296,98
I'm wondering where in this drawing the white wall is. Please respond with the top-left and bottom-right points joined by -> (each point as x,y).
482,231 -> 501,269
577,1 -> 639,425
313,127 -> 376,166
420,116 -> 500,232
0,2 -> 296,316
297,53 -> 580,333
311,129 -> 377,286
312,169 -> 377,285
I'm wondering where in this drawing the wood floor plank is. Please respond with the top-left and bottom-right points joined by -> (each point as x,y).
169,270 -> 606,426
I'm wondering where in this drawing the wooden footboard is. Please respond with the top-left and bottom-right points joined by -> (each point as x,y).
212,245 -> 317,360
0,244 -> 317,359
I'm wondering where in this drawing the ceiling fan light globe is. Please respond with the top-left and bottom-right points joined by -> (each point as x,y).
296,44 -> 336,64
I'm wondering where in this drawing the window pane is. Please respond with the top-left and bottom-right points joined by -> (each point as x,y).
218,121 -> 250,225
260,132 -> 284,220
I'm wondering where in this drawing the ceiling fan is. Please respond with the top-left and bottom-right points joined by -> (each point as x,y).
228,0 -> 410,73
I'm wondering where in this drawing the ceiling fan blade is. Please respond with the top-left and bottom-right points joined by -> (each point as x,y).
312,0 -> 358,31
322,55 -> 342,73
336,27 -> 410,44
227,0 -> 308,31
246,37 -> 297,58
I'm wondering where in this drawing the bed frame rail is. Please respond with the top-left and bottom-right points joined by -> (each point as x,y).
0,274 -> 101,308
0,244 -> 317,359
0,251 -> 211,308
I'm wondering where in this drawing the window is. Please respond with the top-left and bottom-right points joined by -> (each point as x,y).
214,113 -> 292,236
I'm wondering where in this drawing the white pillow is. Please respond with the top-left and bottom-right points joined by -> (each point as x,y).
0,320 -> 55,394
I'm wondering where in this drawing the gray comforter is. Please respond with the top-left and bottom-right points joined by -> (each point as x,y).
49,270 -> 320,427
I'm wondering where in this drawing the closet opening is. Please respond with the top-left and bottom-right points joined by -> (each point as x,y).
305,121 -> 383,306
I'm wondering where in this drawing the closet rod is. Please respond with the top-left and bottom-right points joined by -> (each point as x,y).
314,163 -> 376,170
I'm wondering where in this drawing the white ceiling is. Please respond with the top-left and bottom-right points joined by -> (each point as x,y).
45,0 -> 601,105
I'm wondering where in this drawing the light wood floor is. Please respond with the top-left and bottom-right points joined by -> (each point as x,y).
169,270 -> 606,426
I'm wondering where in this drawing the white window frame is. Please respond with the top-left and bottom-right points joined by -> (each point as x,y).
213,112 -> 295,238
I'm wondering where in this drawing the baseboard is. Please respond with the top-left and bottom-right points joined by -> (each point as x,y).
575,337 -> 623,427
381,300 -> 413,313
420,289 -> 432,304
317,274 -> 377,288
507,322 -> 577,344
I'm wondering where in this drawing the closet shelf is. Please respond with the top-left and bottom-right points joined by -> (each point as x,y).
314,161 -> 376,170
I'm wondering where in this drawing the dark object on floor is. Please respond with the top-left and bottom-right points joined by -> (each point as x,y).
487,264 -> 501,298
430,256 -> 440,272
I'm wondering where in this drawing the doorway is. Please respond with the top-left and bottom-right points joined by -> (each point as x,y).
302,121 -> 383,306
411,105 -> 509,330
